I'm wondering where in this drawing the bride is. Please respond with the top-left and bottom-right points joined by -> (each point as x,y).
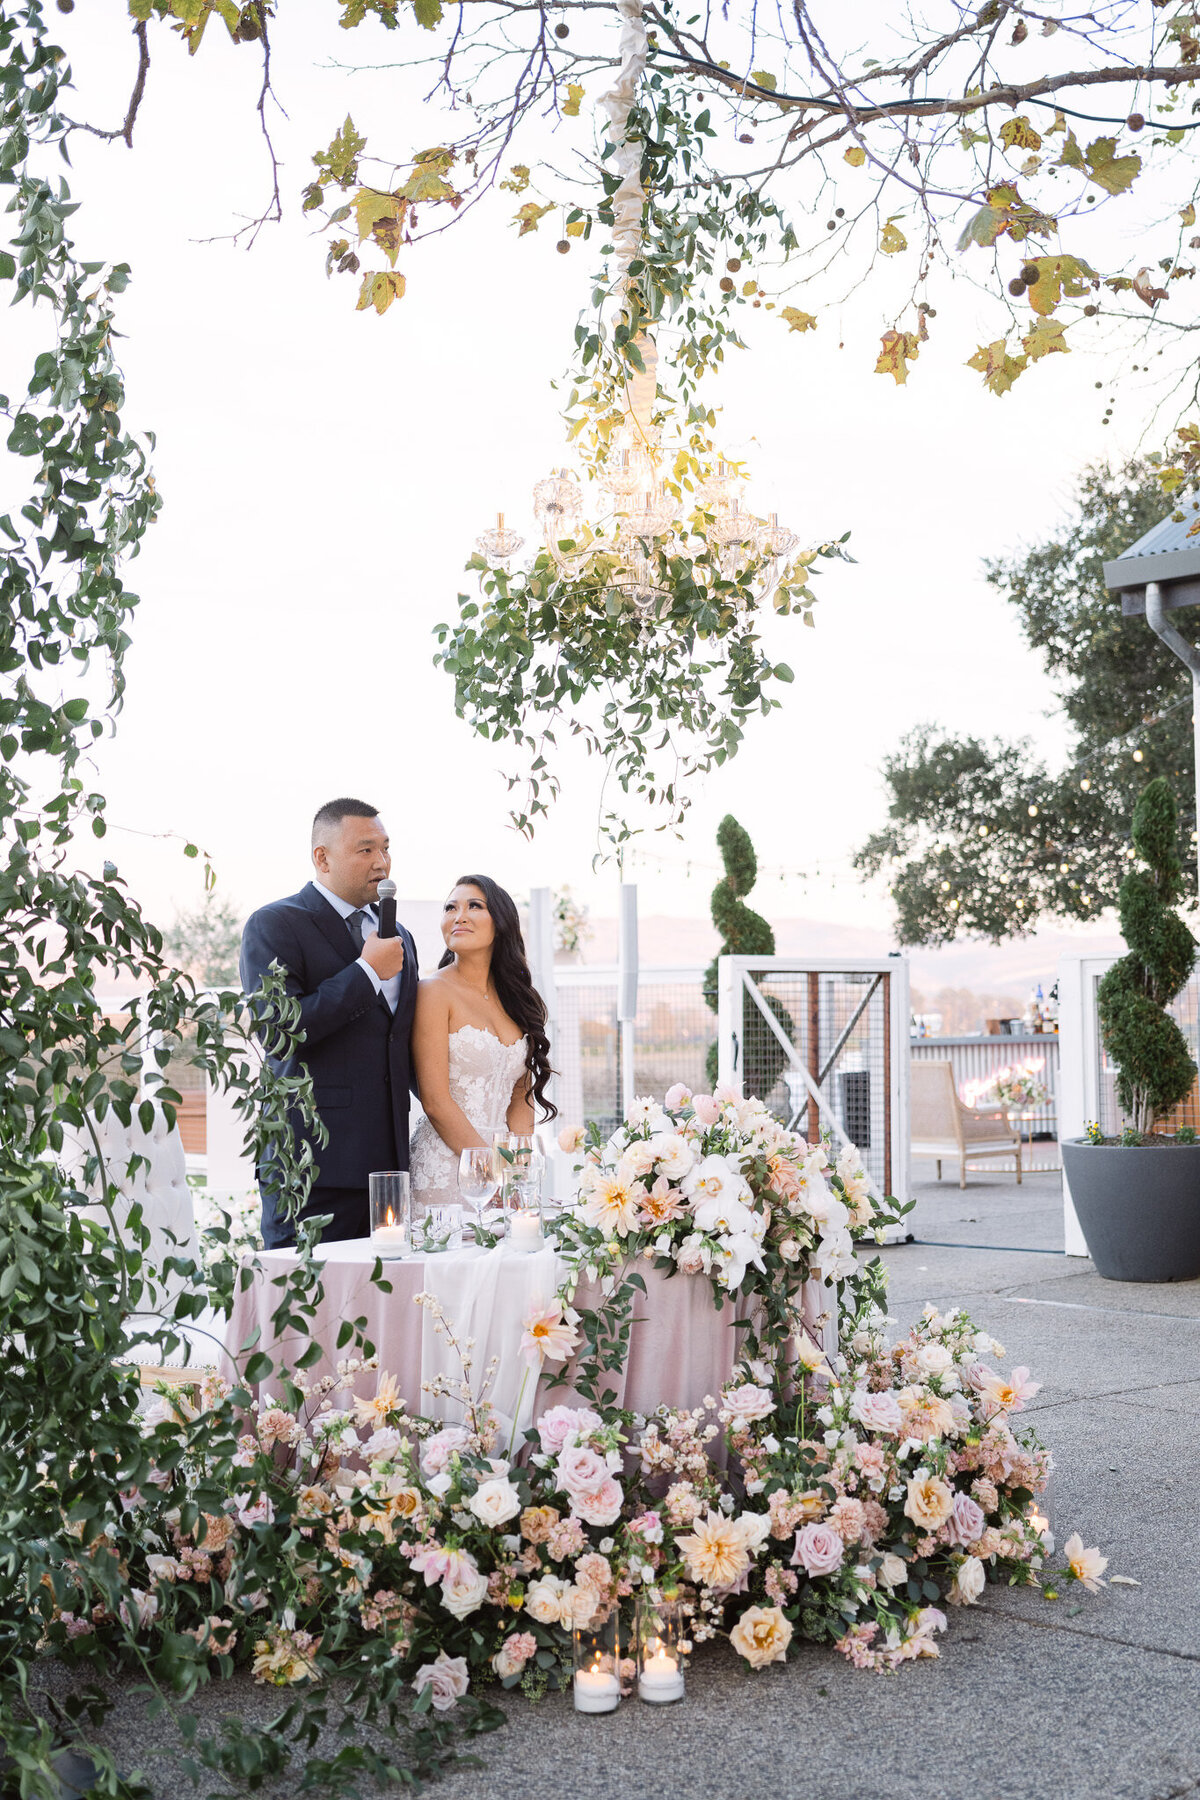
409,874 -> 556,1209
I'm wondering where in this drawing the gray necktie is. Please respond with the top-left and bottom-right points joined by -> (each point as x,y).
347,908 -> 369,948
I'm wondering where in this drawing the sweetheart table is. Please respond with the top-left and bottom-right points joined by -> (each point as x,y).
221,1237 -> 762,1437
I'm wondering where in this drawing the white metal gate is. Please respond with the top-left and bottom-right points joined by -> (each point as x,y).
716,955 -> 911,1213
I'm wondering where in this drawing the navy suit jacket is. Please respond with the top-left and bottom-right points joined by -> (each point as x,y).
239,882 -> 419,1193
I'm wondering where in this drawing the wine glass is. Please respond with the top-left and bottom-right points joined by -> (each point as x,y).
459,1146 -> 498,1237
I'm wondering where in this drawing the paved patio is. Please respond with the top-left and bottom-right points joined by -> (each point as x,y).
53,1170 -> 1200,1799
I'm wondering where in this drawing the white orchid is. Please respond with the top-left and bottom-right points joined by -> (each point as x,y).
714,1229 -> 766,1292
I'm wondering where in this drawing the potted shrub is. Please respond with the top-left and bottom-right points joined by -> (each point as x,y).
1061,778 -> 1200,1281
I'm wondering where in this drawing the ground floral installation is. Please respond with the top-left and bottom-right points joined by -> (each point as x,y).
34,1082 -> 1106,1784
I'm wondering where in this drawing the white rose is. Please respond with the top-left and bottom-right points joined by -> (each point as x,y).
525,1576 -> 569,1625
878,1553 -> 908,1589
917,1343 -> 953,1377
618,1140 -> 658,1180
468,1477 -> 523,1528
950,1555 -> 986,1606
440,1563 -> 489,1620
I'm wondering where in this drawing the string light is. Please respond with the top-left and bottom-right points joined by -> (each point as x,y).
1132,749 -> 1144,763
1079,778 -> 1091,791
1027,804 -> 1039,817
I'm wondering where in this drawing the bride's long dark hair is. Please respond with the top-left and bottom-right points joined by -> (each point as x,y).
438,873 -> 557,1120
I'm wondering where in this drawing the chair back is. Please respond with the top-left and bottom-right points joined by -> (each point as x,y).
909,1060 -> 963,1147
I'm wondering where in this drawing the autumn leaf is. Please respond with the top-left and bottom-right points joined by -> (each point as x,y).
565,217 -> 586,238
1023,253 -> 1095,316
313,116 -> 367,190
750,70 -> 778,91
880,217 -> 907,254
500,165 -> 531,194
411,0 -> 443,24
1083,135 -> 1141,195
514,201 -> 553,235
1133,266 -> 1169,307
1022,318 -> 1069,361
563,83 -> 585,118
371,213 -> 404,267
781,307 -> 817,332
356,270 -> 406,314
1182,204 -> 1197,227
355,189 -> 400,244
967,338 -> 1028,394
875,329 -> 920,384
844,146 -> 866,167
400,147 -> 460,205
1000,116 -> 1042,151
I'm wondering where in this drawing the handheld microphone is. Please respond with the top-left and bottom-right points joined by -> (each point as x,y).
376,878 -> 398,939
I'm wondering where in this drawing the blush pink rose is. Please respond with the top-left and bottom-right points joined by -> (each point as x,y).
947,1490 -> 986,1546
571,1477 -> 624,1528
791,1522 -> 845,1579
556,1445 -> 610,1499
692,1094 -> 721,1126
537,1406 -> 603,1457
420,1425 -> 471,1475
849,1389 -> 903,1436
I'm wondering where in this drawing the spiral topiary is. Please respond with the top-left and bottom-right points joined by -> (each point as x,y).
703,815 -> 794,1098
1096,778 -> 1197,1136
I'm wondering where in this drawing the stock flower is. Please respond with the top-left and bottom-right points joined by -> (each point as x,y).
412,1651 -> 470,1712
520,1303 -> 580,1367
1063,1534 -> 1108,1592
676,1512 -> 753,1588
582,1175 -> 644,1238
730,1604 -> 793,1669
903,1474 -> 955,1532
256,1406 -> 299,1447
792,1523 -> 845,1579
468,1477 -> 523,1529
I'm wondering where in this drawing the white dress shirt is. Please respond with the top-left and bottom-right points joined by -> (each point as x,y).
312,878 -> 401,1012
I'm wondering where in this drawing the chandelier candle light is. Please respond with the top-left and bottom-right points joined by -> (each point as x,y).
473,0 -> 803,619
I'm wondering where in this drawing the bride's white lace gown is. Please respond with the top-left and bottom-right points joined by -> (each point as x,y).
409,1025 -> 529,1208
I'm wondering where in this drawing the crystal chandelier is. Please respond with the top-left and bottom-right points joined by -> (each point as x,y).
472,0 -> 802,621
475,438 -> 801,619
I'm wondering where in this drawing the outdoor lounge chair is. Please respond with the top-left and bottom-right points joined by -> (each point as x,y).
910,1059 -> 1022,1190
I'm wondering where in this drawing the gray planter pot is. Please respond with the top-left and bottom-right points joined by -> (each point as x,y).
1061,1139 -> 1200,1282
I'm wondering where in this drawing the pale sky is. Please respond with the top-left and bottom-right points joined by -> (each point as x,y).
3,3 -> 1166,971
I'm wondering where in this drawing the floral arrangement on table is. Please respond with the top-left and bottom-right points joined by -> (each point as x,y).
552,1084 -> 891,1379
37,1289 -> 1105,1726
29,1085 -> 1105,1789
980,1069 -> 1049,1111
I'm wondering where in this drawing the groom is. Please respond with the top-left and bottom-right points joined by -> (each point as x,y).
240,797 -> 420,1247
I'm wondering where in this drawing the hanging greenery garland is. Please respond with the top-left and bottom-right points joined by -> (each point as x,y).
434,0 -> 847,854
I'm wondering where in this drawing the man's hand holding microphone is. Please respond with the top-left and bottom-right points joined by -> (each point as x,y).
362,877 -> 406,981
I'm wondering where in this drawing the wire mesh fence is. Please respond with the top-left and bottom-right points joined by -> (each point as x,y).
552,968 -> 716,1137
1094,969 -> 1200,1134
733,966 -> 895,1195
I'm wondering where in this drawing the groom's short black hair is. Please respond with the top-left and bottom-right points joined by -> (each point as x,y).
312,796 -> 381,845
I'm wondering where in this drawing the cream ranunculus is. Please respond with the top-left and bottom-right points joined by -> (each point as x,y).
903,1473 -> 955,1531
729,1604 -> 794,1669
468,1476 -> 523,1529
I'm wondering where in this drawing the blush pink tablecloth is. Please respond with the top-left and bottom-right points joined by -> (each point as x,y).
220,1239 -> 814,1427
